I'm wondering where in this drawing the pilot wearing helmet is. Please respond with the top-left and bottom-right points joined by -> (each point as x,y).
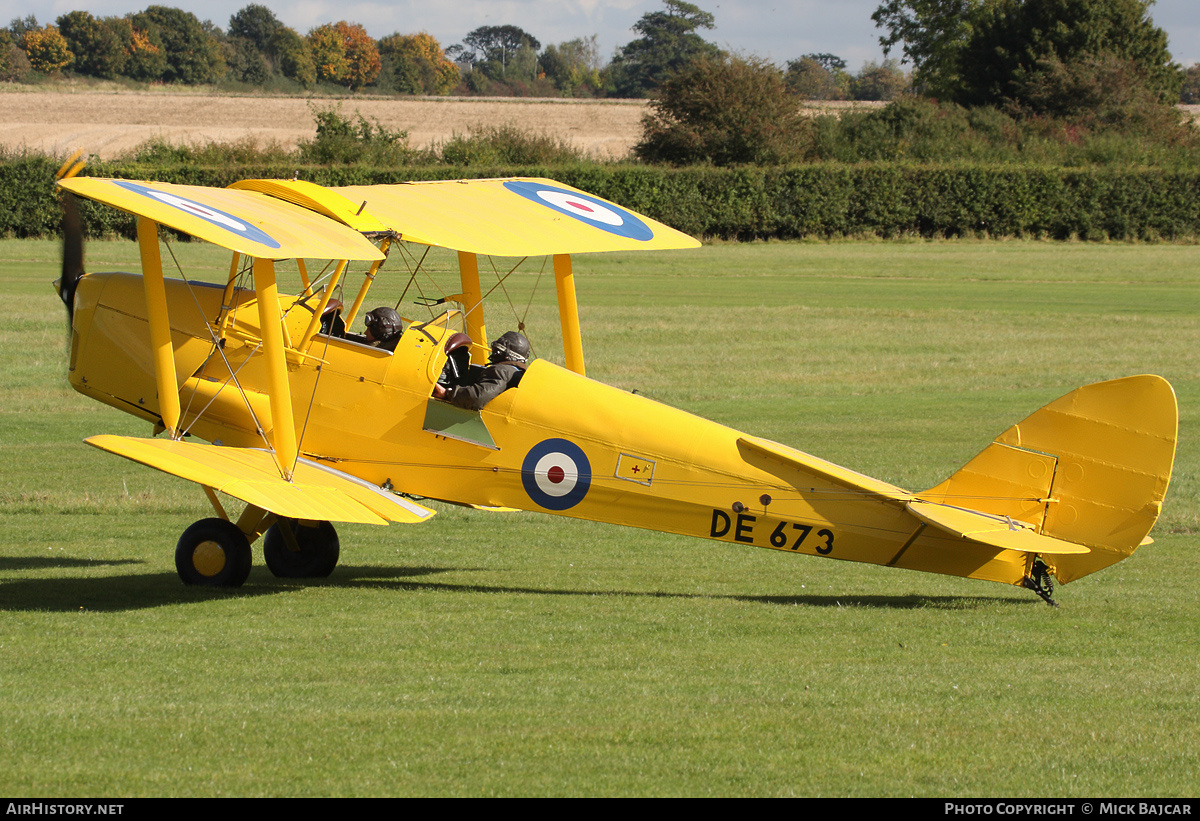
434,331 -> 530,411
363,307 -> 404,352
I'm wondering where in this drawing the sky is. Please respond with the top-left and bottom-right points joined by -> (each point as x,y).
3,0 -> 1197,73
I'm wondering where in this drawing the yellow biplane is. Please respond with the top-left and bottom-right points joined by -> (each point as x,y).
53,164 -> 1177,605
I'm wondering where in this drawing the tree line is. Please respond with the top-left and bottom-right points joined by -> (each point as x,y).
0,1 -> 913,100
2,1 -> 1195,105
1,6 -> 459,94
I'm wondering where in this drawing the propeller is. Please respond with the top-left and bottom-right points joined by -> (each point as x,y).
54,149 -> 86,324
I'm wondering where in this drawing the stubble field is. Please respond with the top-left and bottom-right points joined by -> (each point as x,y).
1,87 -> 1194,164
0,87 -> 651,160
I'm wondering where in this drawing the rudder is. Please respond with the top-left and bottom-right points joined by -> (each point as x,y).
919,375 -> 1177,584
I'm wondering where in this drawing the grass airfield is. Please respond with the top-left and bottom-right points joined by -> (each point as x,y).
1,237 -> 1198,797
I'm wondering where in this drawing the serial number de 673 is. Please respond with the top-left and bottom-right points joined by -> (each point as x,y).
709,509 -> 834,554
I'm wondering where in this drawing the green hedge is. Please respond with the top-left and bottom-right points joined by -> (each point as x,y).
4,156 -> 1198,242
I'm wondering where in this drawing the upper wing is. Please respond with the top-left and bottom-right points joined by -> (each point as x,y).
326,178 -> 702,256
58,177 -> 385,262
62,176 -> 698,259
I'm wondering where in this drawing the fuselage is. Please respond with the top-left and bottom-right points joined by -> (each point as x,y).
69,271 -> 1035,586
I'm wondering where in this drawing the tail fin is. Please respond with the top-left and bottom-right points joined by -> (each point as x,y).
919,375 -> 1177,584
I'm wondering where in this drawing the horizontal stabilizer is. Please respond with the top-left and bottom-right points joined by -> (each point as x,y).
907,500 -> 1088,555
737,435 -> 911,503
87,435 -> 435,526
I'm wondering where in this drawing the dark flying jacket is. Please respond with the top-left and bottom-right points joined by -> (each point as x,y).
443,361 -> 526,411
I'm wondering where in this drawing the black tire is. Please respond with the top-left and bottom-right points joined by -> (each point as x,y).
176,518 -> 252,587
263,519 -> 340,578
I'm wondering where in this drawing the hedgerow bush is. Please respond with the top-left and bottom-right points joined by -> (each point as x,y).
5,151 -> 1197,241
810,97 -> 1200,169
436,125 -> 586,166
297,105 -> 427,165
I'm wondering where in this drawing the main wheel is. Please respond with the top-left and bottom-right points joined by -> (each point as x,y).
176,518 -> 253,587
263,519 -> 340,578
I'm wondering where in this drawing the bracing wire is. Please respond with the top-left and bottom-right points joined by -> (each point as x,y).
160,237 -> 276,457
482,255 -> 547,338
395,244 -> 434,316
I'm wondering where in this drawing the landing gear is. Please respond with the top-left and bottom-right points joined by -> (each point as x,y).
263,519 -> 340,578
172,513 -> 339,585
1022,558 -> 1058,607
176,518 -> 253,587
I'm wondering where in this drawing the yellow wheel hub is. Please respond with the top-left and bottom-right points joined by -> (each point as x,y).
193,540 -> 227,577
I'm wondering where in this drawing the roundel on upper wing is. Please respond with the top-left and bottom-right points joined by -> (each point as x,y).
521,438 -> 592,511
502,181 -> 655,242
112,180 -> 282,250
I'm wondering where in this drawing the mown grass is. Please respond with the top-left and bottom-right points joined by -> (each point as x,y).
1,238 -> 1198,796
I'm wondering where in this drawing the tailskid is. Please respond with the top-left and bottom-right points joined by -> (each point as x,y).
1022,559 -> 1057,607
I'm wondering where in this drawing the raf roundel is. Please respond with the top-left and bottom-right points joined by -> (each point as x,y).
503,180 -> 655,242
521,438 -> 592,511
112,180 -> 282,250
